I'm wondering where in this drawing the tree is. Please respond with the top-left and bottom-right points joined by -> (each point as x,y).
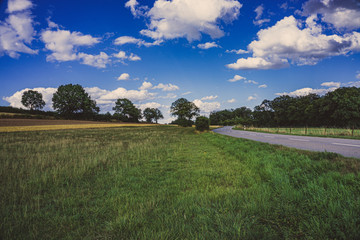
143,108 -> 164,123
52,84 -> 99,118
195,116 -> 209,131
170,98 -> 200,127
21,90 -> 45,111
113,98 -> 142,122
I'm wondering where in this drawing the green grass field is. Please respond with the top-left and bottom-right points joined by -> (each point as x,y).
1,126 -> 359,239
235,126 -> 360,139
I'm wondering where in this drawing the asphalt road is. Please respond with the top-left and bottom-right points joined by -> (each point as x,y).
213,126 -> 360,159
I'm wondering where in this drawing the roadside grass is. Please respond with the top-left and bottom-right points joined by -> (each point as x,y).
1,126 -> 359,239
235,126 -> 360,140
0,123 -> 157,132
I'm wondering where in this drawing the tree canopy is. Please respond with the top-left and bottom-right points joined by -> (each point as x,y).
21,90 -> 45,111
143,108 -> 164,123
170,98 -> 200,127
52,84 -> 99,118
113,98 -> 142,122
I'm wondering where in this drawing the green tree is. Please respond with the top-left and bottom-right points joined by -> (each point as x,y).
113,98 -> 142,122
143,108 -> 164,123
195,116 -> 209,131
52,84 -> 99,118
170,98 -> 200,127
21,90 -> 45,111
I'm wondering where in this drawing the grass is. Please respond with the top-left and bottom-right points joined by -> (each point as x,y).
1,126 -> 359,239
0,123 -> 157,132
235,126 -> 360,140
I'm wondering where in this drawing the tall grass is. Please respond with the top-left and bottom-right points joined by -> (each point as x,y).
1,126 -> 359,239
236,126 -> 360,139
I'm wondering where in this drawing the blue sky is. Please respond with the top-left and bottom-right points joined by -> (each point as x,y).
1,0 -> 360,123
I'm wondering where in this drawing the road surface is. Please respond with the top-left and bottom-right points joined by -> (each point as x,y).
213,126 -> 360,159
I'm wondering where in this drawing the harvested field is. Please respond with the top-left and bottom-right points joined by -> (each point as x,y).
0,119 -> 157,132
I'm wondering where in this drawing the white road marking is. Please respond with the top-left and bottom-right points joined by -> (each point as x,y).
288,138 -> 310,142
332,143 -> 360,148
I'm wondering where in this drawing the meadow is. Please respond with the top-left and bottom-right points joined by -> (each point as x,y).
1,126 -> 359,239
235,126 -> 360,139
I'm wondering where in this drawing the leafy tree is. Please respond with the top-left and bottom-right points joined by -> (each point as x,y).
170,98 -> 200,127
21,90 -> 45,111
143,108 -> 164,123
113,98 -> 142,122
195,116 -> 209,131
52,84 -> 99,118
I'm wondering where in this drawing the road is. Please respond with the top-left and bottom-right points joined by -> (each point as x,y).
213,126 -> 360,159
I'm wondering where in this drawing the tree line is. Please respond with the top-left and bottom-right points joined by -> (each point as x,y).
20,84 -> 163,123
210,87 -> 360,128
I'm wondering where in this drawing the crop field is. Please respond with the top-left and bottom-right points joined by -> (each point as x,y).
1,126 -> 360,239
236,126 -> 360,139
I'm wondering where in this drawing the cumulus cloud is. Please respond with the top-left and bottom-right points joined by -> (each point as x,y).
0,0 -> 37,58
258,84 -> 267,88
193,99 -> 221,113
201,95 -> 218,101
321,81 -> 341,88
3,87 -> 57,110
302,0 -> 360,31
139,81 -> 153,90
152,83 -> 179,91
227,15 -> 360,70
227,98 -> 236,103
228,74 -> 246,82
118,73 -> 130,81
114,35 -> 162,47
77,52 -> 110,68
197,42 -> 220,49
137,102 -> 163,110
129,0 -> 242,42
247,95 -> 257,101
113,50 -> 141,62
276,87 -> 337,97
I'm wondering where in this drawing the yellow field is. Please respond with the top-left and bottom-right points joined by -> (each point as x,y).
0,123 -> 157,132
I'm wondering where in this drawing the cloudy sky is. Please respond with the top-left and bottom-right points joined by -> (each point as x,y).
1,0 -> 360,123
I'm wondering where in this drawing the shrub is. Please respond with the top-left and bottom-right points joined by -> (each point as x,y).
195,116 -> 209,131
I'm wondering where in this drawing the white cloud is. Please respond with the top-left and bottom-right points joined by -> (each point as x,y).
182,91 -> 192,95
113,50 -> 141,62
98,88 -> 156,103
228,74 -> 246,82
193,99 -> 221,113
356,73 -> 360,79
302,0 -> 360,31
275,87 -> 337,97
3,87 -> 57,111
226,49 -> 248,54
253,4 -> 270,26
245,80 -> 258,84
7,0 -> 33,13
247,95 -> 257,101
227,57 -> 289,70
227,15 -> 360,70
137,102 -> 162,110
0,0 -> 37,58
78,52 -> 110,68
152,83 -> 179,91
227,98 -> 236,103
158,93 -> 177,99
125,0 -> 148,18
118,73 -> 130,81
197,42 -> 220,49
258,84 -> 267,88
201,95 -> 218,101
133,0 -> 242,41
114,35 -> 162,47
321,81 -> 341,88
139,81 -> 153,90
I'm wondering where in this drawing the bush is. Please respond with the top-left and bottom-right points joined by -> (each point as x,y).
195,116 -> 210,131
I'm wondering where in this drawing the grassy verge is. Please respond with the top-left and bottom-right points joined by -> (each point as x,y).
234,126 -> 360,140
1,126 -> 359,239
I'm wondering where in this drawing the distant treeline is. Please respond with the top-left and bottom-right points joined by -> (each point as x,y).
210,87 -> 360,128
